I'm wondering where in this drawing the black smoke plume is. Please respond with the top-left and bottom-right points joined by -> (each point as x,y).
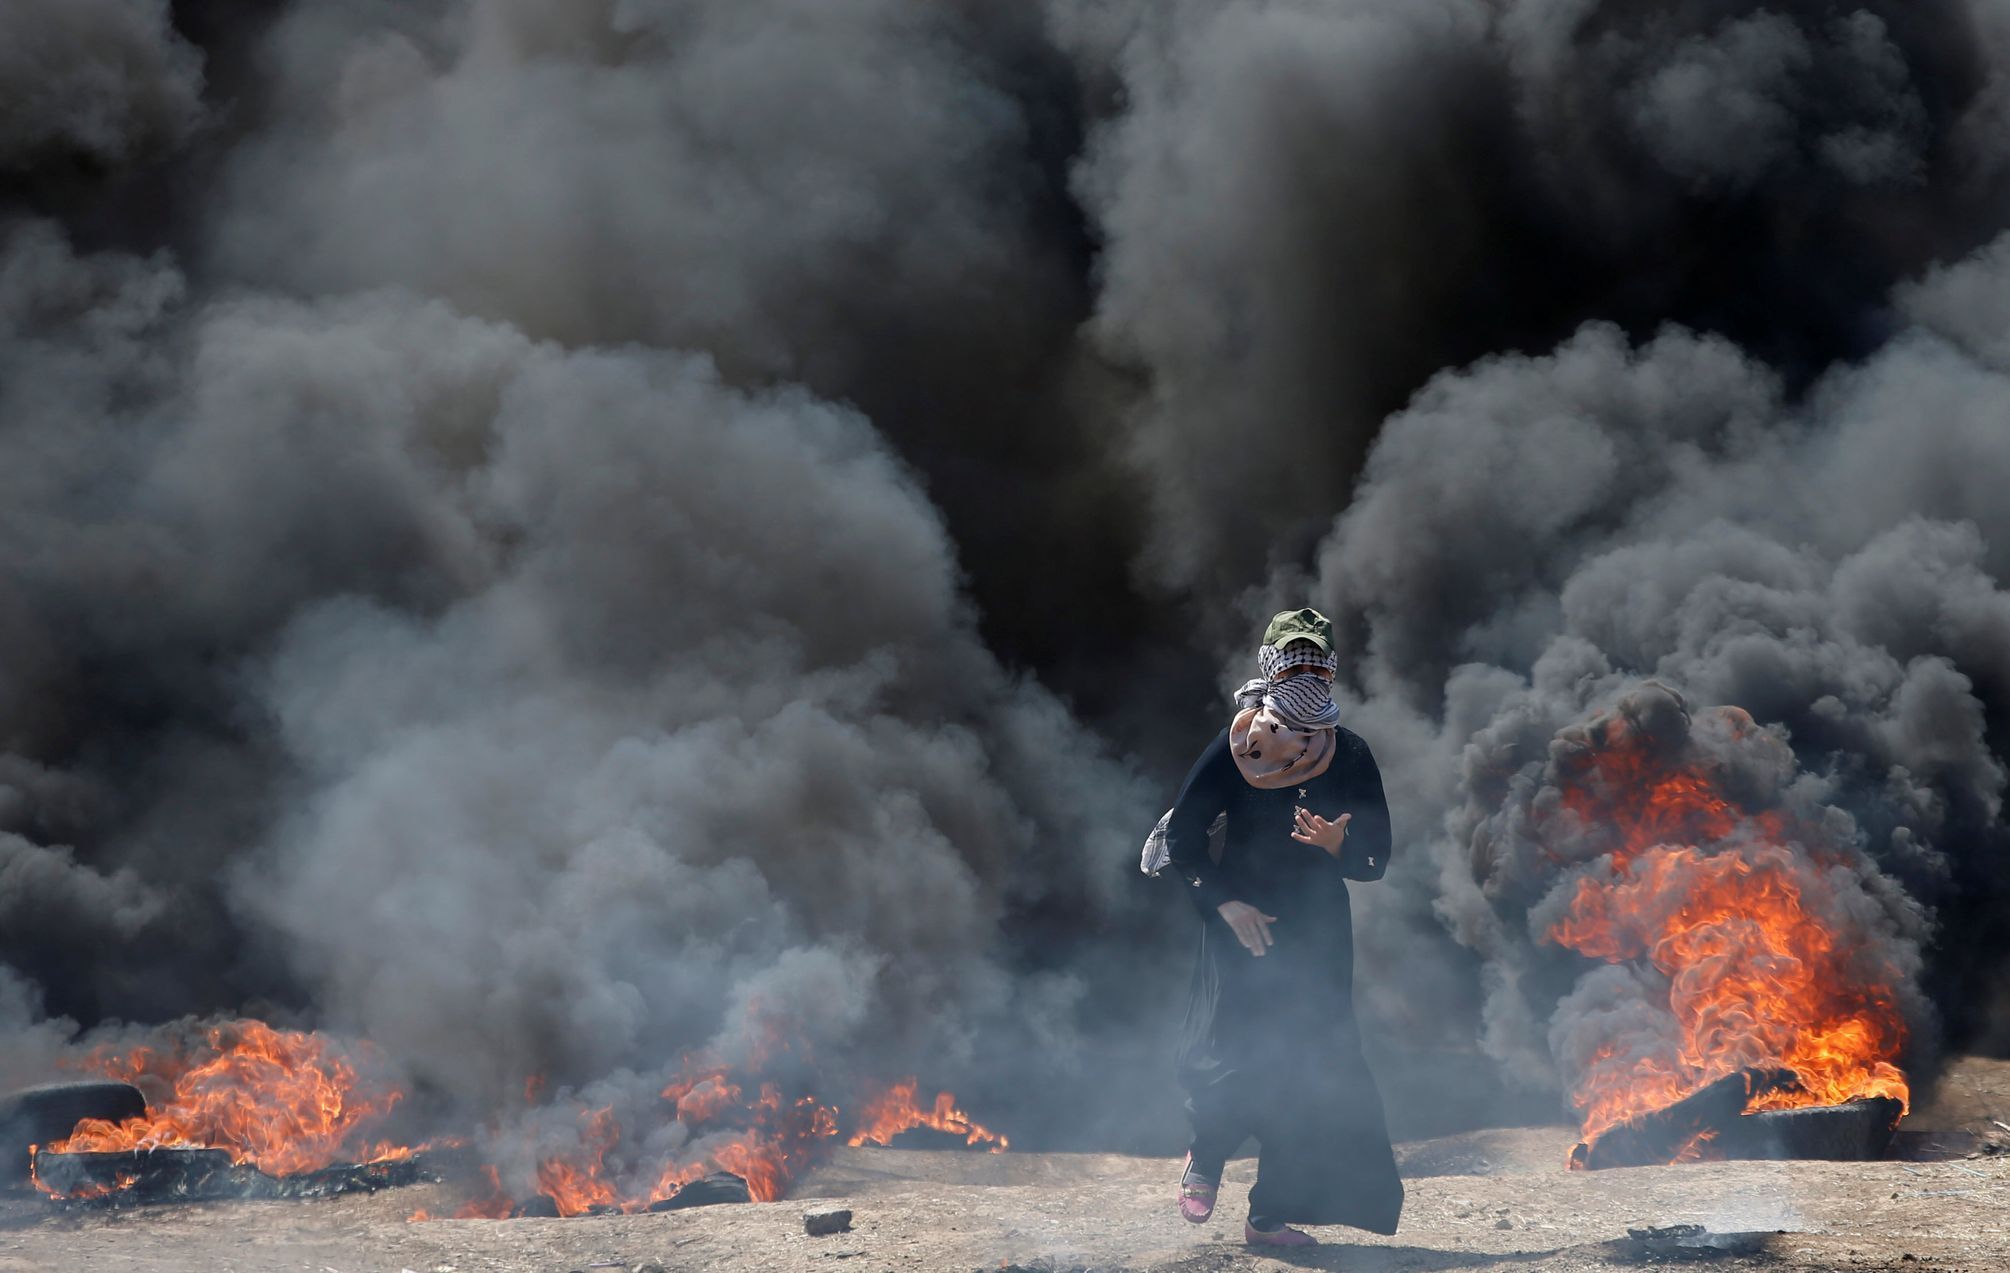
4,0 -> 2010,1173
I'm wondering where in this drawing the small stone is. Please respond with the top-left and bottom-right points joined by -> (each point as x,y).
804,1206 -> 853,1236
633,1265 -> 668,1273
1494,1218 -> 1513,1230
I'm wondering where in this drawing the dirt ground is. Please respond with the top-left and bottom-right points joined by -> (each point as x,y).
4,1058 -> 2008,1273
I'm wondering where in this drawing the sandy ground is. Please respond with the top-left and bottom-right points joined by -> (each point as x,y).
3,1058 -> 2007,1273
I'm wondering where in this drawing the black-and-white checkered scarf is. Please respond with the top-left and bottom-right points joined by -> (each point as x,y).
1233,640 -> 1340,730
1139,639 -> 1340,876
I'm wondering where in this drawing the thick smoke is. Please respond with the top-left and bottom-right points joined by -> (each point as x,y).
1064,0 -> 2010,1109
0,0 -> 202,171
6,0 -> 2010,1169
0,218 -> 1156,1140
0,0 -> 1159,1158
204,0 -> 1171,727
223,292 -> 1147,1106
1295,269 -> 2010,1096
1066,0 -> 2010,598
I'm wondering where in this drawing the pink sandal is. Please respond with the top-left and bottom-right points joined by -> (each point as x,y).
1244,1220 -> 1318,1247
1177,1155 -> 1217,1224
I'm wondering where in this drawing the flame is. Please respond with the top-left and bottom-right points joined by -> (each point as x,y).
440,1005 -> 1005,1218
29,1145 -> 140,1202
667,1073 -> 743,1124
533,1106 -> 627,1215
1550,714 -> 1792,873
451,1072 -> 989,1217
682,1082 -> 840,1204
846,1078 -> 1008,1152
26,1016 -> 1004,1216
1543,720 -> 1909,1164
44,1020 -> 409,1184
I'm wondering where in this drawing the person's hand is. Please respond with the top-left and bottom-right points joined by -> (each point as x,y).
1217,900 -> 1277,956
1292,806 -> 1352,857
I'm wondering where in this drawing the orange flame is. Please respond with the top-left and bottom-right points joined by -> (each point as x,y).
533,1106 -> 627,1215
1550,714 -> 1793,873
437,1066 -> 992,1218
1543,723 -> 1909,1162
452,1007 -> 1007,1217
674,1082 -> 840,1204
29,1147 -> 139,1202
30,1017 -> 1004,1216
46,1020 -> 409,1182
846,1078 -> 1008,1152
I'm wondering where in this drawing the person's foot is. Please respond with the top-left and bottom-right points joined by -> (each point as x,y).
1244,1219 -> 1318,1247
1177,1154 -> 1217,1224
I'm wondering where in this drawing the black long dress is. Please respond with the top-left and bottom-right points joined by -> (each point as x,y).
1164,725 -> 1404,1234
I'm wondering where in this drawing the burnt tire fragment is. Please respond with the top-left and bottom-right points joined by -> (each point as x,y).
0,1081 -> 146,1187
646,1172 -> 750,1211
32,1148 -> 441,1206
33,1148 -> 241,1201
1716,1096 -> 1904,1161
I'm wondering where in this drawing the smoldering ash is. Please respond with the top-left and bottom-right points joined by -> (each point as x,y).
5,0 -> 2010,1202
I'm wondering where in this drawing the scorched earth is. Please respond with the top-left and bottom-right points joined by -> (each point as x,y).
4,1057 -> 2008,1273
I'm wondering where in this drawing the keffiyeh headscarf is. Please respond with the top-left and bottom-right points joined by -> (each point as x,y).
1229,639 -> 1339,788
1138,633 -> 1342,874
1234,641 -> 1341,729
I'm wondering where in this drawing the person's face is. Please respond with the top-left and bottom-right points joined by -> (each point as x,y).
1282,663 -> 1335,682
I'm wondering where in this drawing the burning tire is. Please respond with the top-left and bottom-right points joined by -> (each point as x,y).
1717,1097 -> 1905,1162
1570,1071 -> 1906,1170
0,1081 -> 146,1187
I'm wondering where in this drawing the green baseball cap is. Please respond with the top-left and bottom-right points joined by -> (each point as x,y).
1262,607 -> 1334,653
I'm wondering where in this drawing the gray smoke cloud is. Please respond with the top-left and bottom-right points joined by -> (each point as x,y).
7,0 -> 2010,1178
221,290 -> 1145,1105
1062,0 -> 2010,1118
0,967 -> 80,1095
1289,259 -> 2010,1102
0,207 -> 1156,1154
0,0 -> 1160,1172
212,3 -> 1058,367
192,0 -> 1177,743
0,0 -> 202,171
1069,0 -> 2010,597
1061,0 -> 1506,596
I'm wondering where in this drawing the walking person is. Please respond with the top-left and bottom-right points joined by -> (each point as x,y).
1147,608 -> 1403,1247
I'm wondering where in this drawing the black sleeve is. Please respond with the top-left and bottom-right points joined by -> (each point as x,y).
1164,730 -> 1236,917
1334,731 -> 1394,882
